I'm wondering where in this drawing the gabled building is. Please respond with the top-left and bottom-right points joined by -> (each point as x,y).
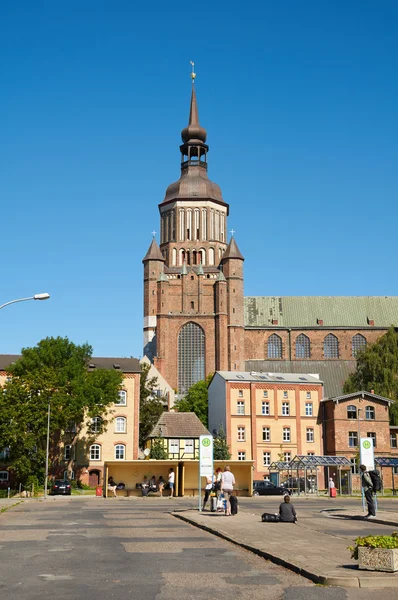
146,412 -> 210,460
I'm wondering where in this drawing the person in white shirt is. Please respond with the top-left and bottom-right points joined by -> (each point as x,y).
202,472 -> 215,511
168,468 -> 175,497
221,465 -> 235,516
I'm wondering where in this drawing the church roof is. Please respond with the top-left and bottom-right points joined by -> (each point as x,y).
245,359 -> 356,398
142,238 -> 165,263
149,412 -> 210,438
222,237 -> 244,261
244,296 -> 398,328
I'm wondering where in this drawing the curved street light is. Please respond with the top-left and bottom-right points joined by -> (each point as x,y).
0,293 -> 50,310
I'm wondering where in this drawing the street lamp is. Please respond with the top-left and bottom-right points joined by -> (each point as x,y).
0,293 -> 50,310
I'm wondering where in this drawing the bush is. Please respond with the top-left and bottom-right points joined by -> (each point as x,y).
25,475 -> 41,495
349,532 -> 398,560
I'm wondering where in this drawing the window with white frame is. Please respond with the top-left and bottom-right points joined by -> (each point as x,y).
238,451 -> 246,461
306,428 -> 314,443
116,390 -> 127,406
66,422 -> 77,433
283,427 -> 291,442
348,432 -> 358,447
238,389 -> 243,398
394,466 -> 398,475
237,427 -> 245,442
263,390 -> 268,398
169,439 -> 179,454
90,416 -> 102,433
282,402 -> 290,416
64,445 -> 73,460
283,391 -> 288,399
115,417 -> 126,433
365,406 -> 375,420
350,458 -> 358,474
184,439 -> 194,453
64,470 -> 75,480
261,401 -> 270,415
305,403 -> 313,416
90,444 -> 101,460
0,448 -> 10,460
263,452 -> 271,466
391,433 -> 398,448
0,471 -> 9,481
367,432 -> 376,447
262,427 -> 271,442
237,401 -> 245,415
115,444 -> 125,460
306,391 -> 311,399
284,452 -> 291,462
347,405 -> 357,419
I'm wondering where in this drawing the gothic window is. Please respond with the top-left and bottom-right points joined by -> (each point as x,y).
215,211 -> 220,240
267,334 -> 282,359
324,334 -> 339,358
178,322 -> 205,395
172,248 -> 177,266
352,334 -> 367,357
179,209 -> 185,241
201,208 -> 207,240
186,250 -> 191,265
210,209 -> 214,239
179,249 -> 185,265
295,334 -> 311,358
199,248 -> 206,265
220,213 -> 225,242
171,210 -> 176,241
186,209 -> 192,240
194,209 -> 200,240
209,247 -> 215,266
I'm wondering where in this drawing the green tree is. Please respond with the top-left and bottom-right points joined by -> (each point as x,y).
213,425 -> 231,460
149,438 -> 168,460
139,362 -> 165,448
0,337 -> 123,483
174,374 -> 213,428
343,326 -> 398,424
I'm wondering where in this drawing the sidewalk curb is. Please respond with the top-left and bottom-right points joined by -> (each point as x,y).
322,510 -> 398,528
173,512 -> 398,588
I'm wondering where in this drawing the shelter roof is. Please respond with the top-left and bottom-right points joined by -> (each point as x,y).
375,457 -> 398,467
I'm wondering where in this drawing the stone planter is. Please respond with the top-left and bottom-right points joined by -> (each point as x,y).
358,546 -> 398,572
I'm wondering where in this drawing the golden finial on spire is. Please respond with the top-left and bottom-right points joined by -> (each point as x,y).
190,60 -> 196,83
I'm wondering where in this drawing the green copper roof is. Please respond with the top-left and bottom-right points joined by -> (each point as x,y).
244,296 -> 398,328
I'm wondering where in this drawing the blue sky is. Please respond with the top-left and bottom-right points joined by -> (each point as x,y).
1,1 -> 397,358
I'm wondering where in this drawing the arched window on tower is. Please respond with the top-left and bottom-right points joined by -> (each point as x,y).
179,249 -> 185,265
186,209 -> 192,240
178,322 -> 205,395
201,209 -> 207,240
215,211 -> 220,240
194,209 -> 200,240
295,334 -> 311,359
324,334 -> 339,359
192,250 -> 197,265
186,250 -> 191,265
199,248 -> 206,265
208,247 -> 215,265
220,213 -> 225,242
210,209 -> 214,239
179,209 -> 185,241
267,334 -> 282,359
172,248 -> 177,266
352,334 -> 367,357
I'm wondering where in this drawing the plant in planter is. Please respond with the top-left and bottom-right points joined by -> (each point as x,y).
349,532 -> 398,572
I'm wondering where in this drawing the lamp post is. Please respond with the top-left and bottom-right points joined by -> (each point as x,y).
44,401 -> 51,499
0,293 -> 50,311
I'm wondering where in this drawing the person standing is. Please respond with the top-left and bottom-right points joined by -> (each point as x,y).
168,468 -> 175,497
360,464 -> 376,518
108,476 -> 117,497
202,472 -> 215,511
158,476 -> 165,497
221,465 -> 235,516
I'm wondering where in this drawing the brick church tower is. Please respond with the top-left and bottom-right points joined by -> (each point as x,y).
143,73 -> 245,395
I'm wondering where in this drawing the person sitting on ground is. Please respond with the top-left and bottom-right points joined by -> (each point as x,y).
141,476 -> 149,497
158,476 -> 165,497
279,494 -> 297,523
108,476 -> 117,497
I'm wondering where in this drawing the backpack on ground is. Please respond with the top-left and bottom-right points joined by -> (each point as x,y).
368,470 -> 382,492
261,512 -> 280,523
210,496 -> 217,512
230,495 -> 238,515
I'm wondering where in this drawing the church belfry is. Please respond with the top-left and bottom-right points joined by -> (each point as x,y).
143,66 -> 245,394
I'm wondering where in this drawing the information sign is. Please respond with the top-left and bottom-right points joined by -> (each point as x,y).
360,437 -> 375,471
199,434 -> 213,477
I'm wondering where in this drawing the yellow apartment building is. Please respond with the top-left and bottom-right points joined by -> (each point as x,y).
208,371 -> 324,479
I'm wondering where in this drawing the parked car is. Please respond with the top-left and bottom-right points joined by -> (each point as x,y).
253,480 -> 289,496
51,480 -> 72,495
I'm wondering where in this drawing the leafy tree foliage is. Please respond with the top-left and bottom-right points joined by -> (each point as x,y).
174,374 -> 213,428
149,438 -> 168,460
213,425 -> 231,460
139,362 -> 165,448
0,337 -> 123,483
343,327 -> 398,424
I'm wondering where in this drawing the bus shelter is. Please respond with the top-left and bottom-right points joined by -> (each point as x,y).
375,457 -> 398,495
271,455 -> 352,495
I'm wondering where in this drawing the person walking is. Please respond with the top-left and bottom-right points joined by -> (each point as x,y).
168,468 -> 175,497
221,465 -> 235,516
360,464 -> 376,518
108,476 -> 117,497
279,494 -> 297,523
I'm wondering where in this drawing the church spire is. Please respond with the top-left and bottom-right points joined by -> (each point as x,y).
180,62 -> 208,163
